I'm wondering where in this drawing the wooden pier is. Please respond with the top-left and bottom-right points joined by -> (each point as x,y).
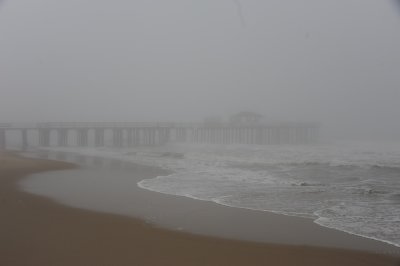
0,122 -> 320,150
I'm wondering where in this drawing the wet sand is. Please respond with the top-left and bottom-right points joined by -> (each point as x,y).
1,152 -> 399,265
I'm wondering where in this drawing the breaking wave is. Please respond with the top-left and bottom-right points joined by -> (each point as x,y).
45,141 -> 400,247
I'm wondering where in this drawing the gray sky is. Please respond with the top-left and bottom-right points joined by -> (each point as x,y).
0,0 -> 399,140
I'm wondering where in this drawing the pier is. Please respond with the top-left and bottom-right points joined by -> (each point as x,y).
0,121 -> 320,150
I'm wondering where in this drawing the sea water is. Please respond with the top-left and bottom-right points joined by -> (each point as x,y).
42,141 -> 400,247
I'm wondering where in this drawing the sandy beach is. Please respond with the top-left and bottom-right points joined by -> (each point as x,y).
1,152 -> 399,266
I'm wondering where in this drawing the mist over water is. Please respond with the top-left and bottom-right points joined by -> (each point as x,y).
2,0 -> 400,254
0,0 -> 400,141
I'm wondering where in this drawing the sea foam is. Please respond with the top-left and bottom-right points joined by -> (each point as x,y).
42,141 -> 400,247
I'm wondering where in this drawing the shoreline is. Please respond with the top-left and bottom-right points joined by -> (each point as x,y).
30,147 -> 400,251
137,176 -> 400,250
2,152 -> 400,265
22,150 -> 400,253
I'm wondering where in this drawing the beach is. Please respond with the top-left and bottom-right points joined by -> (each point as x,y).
1,152 -> 399,266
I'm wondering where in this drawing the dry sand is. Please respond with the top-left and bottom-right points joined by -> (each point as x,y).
1,152 -> 399,266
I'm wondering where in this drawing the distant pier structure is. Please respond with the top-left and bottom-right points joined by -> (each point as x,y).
0,116 -> 320,150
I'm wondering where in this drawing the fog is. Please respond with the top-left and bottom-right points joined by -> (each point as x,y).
1,0 -> 399,140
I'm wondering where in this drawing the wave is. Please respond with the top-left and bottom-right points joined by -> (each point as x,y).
138,177 -> 400,248
40,143 -> 400,249
314,205 -> 400,248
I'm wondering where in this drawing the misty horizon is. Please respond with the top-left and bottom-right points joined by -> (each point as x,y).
1,0 -> 399,141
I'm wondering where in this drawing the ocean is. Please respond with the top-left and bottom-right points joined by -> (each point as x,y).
37,141 -> 400,248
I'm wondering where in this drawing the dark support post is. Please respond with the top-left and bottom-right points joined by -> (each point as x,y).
286,126 -> 291,144
113,128 -> 123,147
307,126 -> 315,144
95,129 -> 105,147
143,128 -> 148,145
0,129 -> 5,150
154,128 -> 158,145
199,128 -> 203,143
293,127 -> 299,144
194,128 -> 199,143
127,128 -> 133,147
58,129 -> 68,146
211,128 -> 215,144
277,127 -> 283,144
212,128 -> 216,144
139,128 -> 144,145
137,128 -> 142,145
313,125 -> 319,143
281,127 -> 286,144
140,128 -> 145,145
39,129 -> 51,147
176,128 -> 180,142
308,127 -> 313,144
77,129 -> 89,147
255,128 -> 262,145
165,128 -> 171,144
304,127 -> 309,144
288,127 -> 293,144
132,128 -> 139,146
270,127 -> 275,144
238,128 -> 243,144
225,128 -> 229,144
22,129 -> 28,150
152,128 -> 159,145
158,128 -> 164,144
181,128 -> 185,142
302,126 -> 308,144
178,128 -> 187,142
149,128 -> 155,145
158,128 -> 164,145
149,128 -> 153,145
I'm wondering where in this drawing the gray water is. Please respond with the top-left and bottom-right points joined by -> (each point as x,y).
23,141 -> 400,248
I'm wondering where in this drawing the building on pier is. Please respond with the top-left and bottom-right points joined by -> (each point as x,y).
229,111 -> 264,126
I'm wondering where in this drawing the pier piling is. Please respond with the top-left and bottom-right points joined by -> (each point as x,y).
76,129 -> 89,147
58,129 -> 68,146
38,129 -> 51,147
113,128 -> 123,148
0,122 -> 320,149
22,129 -> 28,150
94,129 -> 105,147
0,130 -> 5,150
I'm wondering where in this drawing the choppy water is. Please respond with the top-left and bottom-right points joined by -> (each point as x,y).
43,141 -> 400,247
